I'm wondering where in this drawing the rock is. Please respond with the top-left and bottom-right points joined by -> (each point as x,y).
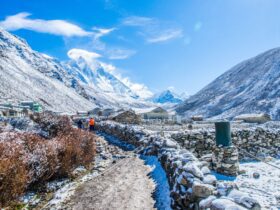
253,172 -> 260,179
199,195 -> 216,209
183,162 -> 204,178
163,139 -> 178,148
212,146 -> 239,176
203,174 -> 217,185
227,189 -> 261,210
192,182 -> 214,198
71,166 -> 87,178
211,198 -> 247,210
201,166 -> 211,175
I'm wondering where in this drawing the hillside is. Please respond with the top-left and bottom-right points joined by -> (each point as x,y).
0,28 -> 94,112
0,28 -> 153,111
176,48 -> 280,120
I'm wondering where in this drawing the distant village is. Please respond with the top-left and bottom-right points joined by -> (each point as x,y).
0,97 -> 186,124
0,98 -> 43,117
0,97 -> 272,125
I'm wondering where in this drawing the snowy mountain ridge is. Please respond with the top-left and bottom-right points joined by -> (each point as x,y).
176,47 -> 280,120
0,28 -> 154,111
64,49 -> 139,99
151,89 -> 187,104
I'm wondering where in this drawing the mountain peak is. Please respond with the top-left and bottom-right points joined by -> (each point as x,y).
152,89 -> 185,104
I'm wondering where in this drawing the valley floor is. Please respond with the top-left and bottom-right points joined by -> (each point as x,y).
66,156 -> 155,210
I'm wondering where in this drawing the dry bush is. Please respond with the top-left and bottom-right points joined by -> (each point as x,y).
30,112 -> 72,138
0,114 -> 96,207
22,133 -> 59,182
55,128 -> 96,177
0,140 -> 29,206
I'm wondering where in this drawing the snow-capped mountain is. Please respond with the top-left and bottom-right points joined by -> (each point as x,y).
0,28 -> 153,111
176,48 -> 280,120
152,89 -> 185,104
0,28 -> 94,112
64,49 -> 139,99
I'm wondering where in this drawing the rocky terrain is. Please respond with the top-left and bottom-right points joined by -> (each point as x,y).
96,121 -> 265,210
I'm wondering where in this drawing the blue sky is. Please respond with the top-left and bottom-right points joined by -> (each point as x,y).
1,0 -> 280,95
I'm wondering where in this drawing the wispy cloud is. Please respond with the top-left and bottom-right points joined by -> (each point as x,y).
116,76 -> 153,98
0,12 -> 91,37
147,28 -> 183,43
122,16 -> 155,26
92,27 -> 115,39
122,15 -> 183,43
106,48 -> 136,60
91,27 -> 116,50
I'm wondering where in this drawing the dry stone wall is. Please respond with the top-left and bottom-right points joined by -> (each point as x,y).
96,121 -> 261,210
171,128 -> 280,160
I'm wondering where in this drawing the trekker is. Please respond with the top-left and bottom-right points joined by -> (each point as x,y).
89,117 -> 95,132
77,119 -> 83,129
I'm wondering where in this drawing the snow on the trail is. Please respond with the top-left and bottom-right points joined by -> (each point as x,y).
141,156 -> 172,210
235,159 -> 280,209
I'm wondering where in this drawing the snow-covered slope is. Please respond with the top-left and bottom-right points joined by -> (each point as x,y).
0,28 -> 94,112
0,28 -> 153,111
62,49 -> 153,109
152,89 -> 184,104
176,48 -> 280,120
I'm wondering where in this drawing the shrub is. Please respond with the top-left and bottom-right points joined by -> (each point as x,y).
0,114 -> 96,207
0,140 -> 29,206
54,128 -> 96,177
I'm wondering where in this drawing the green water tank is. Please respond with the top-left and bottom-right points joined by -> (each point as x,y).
215,121 -> 231,146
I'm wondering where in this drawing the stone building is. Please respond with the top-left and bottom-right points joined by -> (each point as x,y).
19,101 -> 43,112
102,108 -> 115,117
112,110 -> 141,124
234,113 -> 271,123
141,107 -> 169,120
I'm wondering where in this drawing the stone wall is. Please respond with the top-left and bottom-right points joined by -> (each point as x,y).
96,121 -> 261,210
171,128 -> 280,160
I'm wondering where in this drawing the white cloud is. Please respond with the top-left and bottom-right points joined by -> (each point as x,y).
67,48 -> 101,63
147,28 -> 183,43
194,21 -> 202,31
122,16 -> 155,26
99,62 -> 116,73
92,27 -> 115,39
106,48 -> 136,60
91,27 -> 116,51
0,12 -> 91,37
122,15 -> 183,43
119,77 -> 153,99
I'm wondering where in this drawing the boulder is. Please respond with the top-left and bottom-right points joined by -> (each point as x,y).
228,189 -> 261,210
211,198 -> 247,210
192,182 -> 214,198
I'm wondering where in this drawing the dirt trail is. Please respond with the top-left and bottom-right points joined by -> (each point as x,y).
65,156 -> 156,210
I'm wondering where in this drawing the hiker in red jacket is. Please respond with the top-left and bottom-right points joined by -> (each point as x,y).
89,117 -> 95,132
